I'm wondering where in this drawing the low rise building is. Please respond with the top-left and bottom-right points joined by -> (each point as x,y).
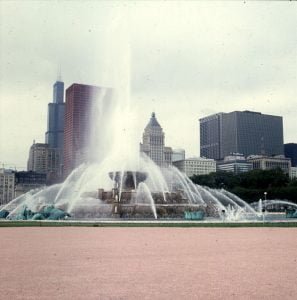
290,167 -> 297,179
15,171 -> 46,198
173,157 -> 216,177
247,155 -> 291,174
0,169 -> 15,206
172,149 -> 186,162
217,154 -> 252,174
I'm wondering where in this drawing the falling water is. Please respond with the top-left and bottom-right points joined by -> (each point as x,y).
1,14 -> 296,222
136,182 -> 157,219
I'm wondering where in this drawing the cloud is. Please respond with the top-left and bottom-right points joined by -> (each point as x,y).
0,1 -> 296,167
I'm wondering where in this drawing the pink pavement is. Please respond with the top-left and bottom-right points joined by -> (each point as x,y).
0,227 -> 296,300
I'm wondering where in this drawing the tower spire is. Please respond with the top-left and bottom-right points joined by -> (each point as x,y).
57,64 -> 62,82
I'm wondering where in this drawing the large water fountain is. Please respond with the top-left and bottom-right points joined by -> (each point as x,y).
1,16 -> 296,223
1,157 -> 296,222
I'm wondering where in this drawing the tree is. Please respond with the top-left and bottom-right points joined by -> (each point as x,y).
190,168 -> 296,202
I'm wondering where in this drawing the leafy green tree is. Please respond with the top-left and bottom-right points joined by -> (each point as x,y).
190,168 -> 296,203
238,168 -> 289,189
289,178 -> 297,187
191,173 -> 216,188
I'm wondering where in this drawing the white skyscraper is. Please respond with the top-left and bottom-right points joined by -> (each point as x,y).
140,112 -> 172,167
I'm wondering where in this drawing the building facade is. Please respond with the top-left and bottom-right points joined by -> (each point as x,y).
200,110 -> 284,160
172,149 -> 186,162
27,142 -> 48,174
173,157 -> 216,177
247,155 -> 291,174
164,147 -> 173,166
27,142 -> 61,184
200,114 -> 221,160
63,83 -> 101,177
27,142 -> 60,174
284,143 -> 297,167
140,112 -> 172,167
290,167 -> 297,179
0,169 -> 15,206
15,171 -> 46,198
217,154 -> 252,174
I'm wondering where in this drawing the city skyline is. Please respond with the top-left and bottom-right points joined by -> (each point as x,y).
0,1 -> 296,169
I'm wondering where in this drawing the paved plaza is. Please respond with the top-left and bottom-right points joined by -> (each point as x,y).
0,227 -> 296,299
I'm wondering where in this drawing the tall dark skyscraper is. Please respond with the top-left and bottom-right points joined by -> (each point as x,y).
45,80 -> 65,150
284,143 -> 297,167
200,110 -> 284,160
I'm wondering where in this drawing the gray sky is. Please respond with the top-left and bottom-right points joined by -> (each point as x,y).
0,1 -> 296,170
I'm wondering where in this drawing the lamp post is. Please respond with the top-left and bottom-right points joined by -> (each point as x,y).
264,192 -> 267,201
263,192 -> 267,223
262,192 -> 267,224
262,207 -> 266,223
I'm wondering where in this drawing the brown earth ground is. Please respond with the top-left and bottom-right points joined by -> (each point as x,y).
0,227 -> 296,300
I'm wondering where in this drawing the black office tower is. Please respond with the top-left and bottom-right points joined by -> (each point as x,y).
200,111 -> 284,160
284,143 -> 297,167
45,80 -> 65,150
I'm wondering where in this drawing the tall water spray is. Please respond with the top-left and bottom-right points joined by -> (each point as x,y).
1,14 -> 296,222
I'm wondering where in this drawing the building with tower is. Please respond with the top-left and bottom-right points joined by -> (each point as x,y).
45,80 -> 65,151
140,112 -> 172,167
44,79 -> 65,181
200,110 -> 284,160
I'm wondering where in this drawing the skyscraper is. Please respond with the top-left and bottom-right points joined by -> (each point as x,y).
200,110 -> 284,160
284,143 -> 297,167
140,112 -> 172,167
45,80 -> 65,150
63,83 -> 101,177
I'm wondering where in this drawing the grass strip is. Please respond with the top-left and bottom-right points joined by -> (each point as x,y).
1,220 -> 297,228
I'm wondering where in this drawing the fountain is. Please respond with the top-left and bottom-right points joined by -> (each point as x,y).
2,159 -> 296,222
0,16 -> 296,223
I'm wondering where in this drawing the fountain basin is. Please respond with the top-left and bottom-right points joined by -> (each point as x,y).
109,171 -> 147,190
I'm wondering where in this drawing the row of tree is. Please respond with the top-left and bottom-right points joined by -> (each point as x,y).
190,168 -> 297,203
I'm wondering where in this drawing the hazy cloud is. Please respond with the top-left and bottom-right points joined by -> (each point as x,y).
0,1 -> 296,169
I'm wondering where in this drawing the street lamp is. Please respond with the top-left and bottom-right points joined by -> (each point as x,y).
264,192 -> 267,201
263,192 -> 267,224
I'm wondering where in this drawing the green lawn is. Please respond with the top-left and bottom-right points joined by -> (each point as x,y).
1,220 -> 297,227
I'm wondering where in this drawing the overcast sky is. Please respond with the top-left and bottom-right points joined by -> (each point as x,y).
0,1 -> 296,170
